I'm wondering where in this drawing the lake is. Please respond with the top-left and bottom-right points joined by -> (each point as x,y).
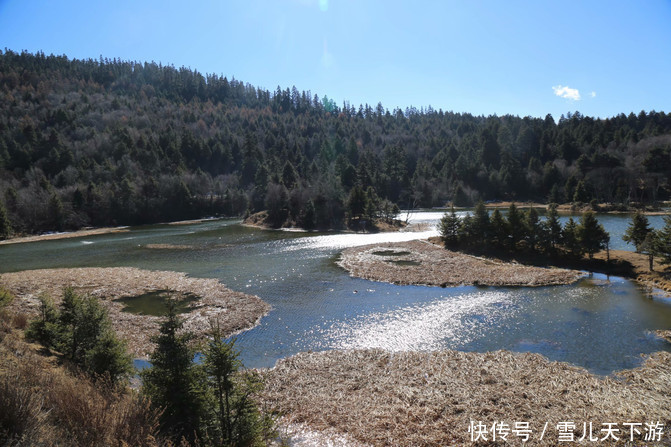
1,211 -> 670,375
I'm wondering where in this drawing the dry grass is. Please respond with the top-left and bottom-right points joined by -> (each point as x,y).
0,267 -> 270,358
261,349 -> 671,446
339,240 -> 583,287
658,330 -> 671,343
0,327 -> 163,447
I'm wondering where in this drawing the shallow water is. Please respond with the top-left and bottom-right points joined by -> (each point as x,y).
2,212 -> 671,375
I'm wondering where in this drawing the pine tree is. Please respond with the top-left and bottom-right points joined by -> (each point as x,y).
525,207 -> 541,251
562,217 -> 582,257
203,322 -> 272,446
654,216 -> 671,266
439,207 -> 461,248
506,203 -> 524,250
545,203 -> 562,251
142,301 -> 208,443
622,211 -> 652,252
0,200 -> 11,240
471,200 -> 490,246
577,211 -> 610,259
490,208 -> 508,249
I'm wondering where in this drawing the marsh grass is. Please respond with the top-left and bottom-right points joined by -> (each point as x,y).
340,240 -> 584,287
262,349 -> 671,446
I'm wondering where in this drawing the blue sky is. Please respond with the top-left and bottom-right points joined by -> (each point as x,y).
1,0 -> 670,119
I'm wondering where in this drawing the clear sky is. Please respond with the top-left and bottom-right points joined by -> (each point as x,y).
1,0 -> 670,120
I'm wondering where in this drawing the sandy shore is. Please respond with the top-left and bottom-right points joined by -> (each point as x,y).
261,349 -> 671,446
0,226 -> 131,245
338,240 -> 584,287
0,267 -> 270,358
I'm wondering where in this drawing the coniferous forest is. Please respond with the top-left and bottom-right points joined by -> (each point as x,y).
2,49 -> 671,235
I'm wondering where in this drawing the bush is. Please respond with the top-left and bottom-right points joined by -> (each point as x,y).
25,288 -> 132,384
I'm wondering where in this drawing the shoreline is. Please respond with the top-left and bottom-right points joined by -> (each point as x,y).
0,217 -> 230,246
338,240 -> 584,287
0,267 -> 270,358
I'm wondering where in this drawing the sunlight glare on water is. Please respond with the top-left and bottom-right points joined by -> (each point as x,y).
322,291 -> 513,351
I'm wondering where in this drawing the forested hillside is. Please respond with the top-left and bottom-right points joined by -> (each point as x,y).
1,49 -> 671,235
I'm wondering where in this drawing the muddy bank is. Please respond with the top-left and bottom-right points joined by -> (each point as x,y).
261,349 -> 671,446
338,240 -> 583,287
0,267 -> 270,358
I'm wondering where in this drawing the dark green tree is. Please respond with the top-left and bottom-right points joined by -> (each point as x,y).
622,211 -> 652,252
141,301 -> 208,443
577,211 -> 610,259
346,184 -> 368,223
653,216 -> 671,266
439,207 -> 461,248
545,203 -> 562,251
0,200 -> 11,240
506,203 -> 524,250
489,209 -> 508,249
562,217 -> 582,257
203,322 -> 273,446
25,288 -> 132,383
525,207 -> 541,252
471,200 -> 490,246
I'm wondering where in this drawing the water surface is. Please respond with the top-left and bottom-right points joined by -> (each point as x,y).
2,212 -> 670,375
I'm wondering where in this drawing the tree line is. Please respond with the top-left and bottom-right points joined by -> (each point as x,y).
439,202 -> 610,259
1,49 -> 671,236
441,203 -> 671,271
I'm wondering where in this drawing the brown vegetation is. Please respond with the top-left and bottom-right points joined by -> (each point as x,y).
0,312 -> 162,446
262,349 -> 671,447
0,267 -> 270,358
338,240 -> 583,287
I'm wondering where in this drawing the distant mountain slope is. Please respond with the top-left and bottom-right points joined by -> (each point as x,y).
1,49 -> 670,235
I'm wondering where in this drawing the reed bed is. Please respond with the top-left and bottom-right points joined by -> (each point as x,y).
0,267 -> 270,357
261,349 -> 671,446
339,240 -> 583,287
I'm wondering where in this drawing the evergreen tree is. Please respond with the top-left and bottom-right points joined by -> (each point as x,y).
654,216 -> 671,266
641,231 -> 658,271
545,203 -> 562,251
300,199 -> 316,230
471,200 -> 490,245
439,207 -> 461,248
577,211 -> 610,259
346,184 -> 368,222
203,322 -> 272,446
0,200 -> 11,240
562,217 -> 582,257
141,301 -> 208,443
489,208 -> 508,249
25,288 -> 132,383
622,211 -> 652,252
525,207 -> 541,252
506,203 -> 524,250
